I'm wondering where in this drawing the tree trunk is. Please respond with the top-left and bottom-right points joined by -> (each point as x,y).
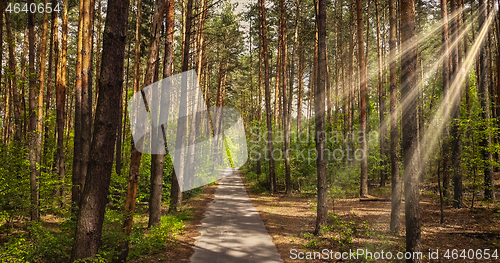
356,0 -> 368,198
70,0 -> 130,259
487,0 -> 498,167
115,25 -> 132,177
44,0 -> 57,161
66,90 -> 74,149
56,0 -> 69,207
326,53 -> 332,126
297,43 -> 304,134
49,0 -> 59,200
463,0 -> 470,116
347,2 -> 355,167
451,0 -> 463,208
314,0 -> 327,236
401,0 -> 421,260
0,5 -> 3,119
260,0 -> 276,193
172,0 -> 194,210
94,0 -> 103,109
274,31 -> 281,126
118,0 -> 165,260
20,29 -> 28,139
364,0 -> 371,65
80,0 -> 95,200
72,0 -> 85,209
3,50 -> 11,143
258,27 -> 263,124
306,65 -> 313,135
389,0 -> 401,233
479,0 -> 494,200
313,5 -> 318,131
163,0 -> 176,205
441,0 -> 451,200
334,1 -> 340,125
6,13 -> 21,142
375,0 -> 387,187
256,16 -> 263,175
148,0 -> 170,229
286,0 -> 300,194
496,0 -> 500,128
167,0 -> 186,213
496,1 -> 500,143
28,0 -> 39,222
36,0 -> 49,212
279,0 -> 292,195
338,0 -> 346,135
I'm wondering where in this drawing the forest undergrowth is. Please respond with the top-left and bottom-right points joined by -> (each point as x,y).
0,182 -> 217,263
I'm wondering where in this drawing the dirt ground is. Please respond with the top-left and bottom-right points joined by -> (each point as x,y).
242,176 -> 500,262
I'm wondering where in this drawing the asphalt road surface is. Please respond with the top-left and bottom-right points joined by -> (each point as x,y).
190,169 -> 283,263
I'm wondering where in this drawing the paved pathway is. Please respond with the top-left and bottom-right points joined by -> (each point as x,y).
190,169 -> 283,263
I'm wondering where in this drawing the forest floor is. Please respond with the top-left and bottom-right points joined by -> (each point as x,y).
243,174 -> 500,262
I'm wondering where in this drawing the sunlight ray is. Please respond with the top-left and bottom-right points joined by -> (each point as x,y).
411,7 -> 496,178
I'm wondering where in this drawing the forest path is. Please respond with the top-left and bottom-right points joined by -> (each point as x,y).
190,169 -> 283,263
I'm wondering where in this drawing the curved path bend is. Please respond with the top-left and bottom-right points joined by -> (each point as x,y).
190,169 -> 283,263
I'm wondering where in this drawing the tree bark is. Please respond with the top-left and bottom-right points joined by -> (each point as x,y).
172,0 -> 194,211
441,0 -> 451,200
20,29 -> 28,139
334,2 -> 340,125
463,0 -> 470,116
347,1 -> 355,167
44,0 -> 57,160
70,0 -> 130,259
487,0 -> 498,167
338,0 -> 346,135
95,0 -> 103,109
72,0 -> 85,209
169,0 -> 187,212
118,0 -> 166,260
479,0 -> 495,200
314,0 -> 327,236
496,0 -> 500,139
256,13 -> 263,175
36,0 -> 49,208
163,0 -> 176,205
0,6 -> 3,120
6,12 -> 21,143
356,0 -> 368,198
80,0 -> 96,199
260,0 -> 276,193
56,0 -> 69,207
401,0 -> 421,260
28,0 -> 39,222
149,0 -> 173,228
274,29 -> 281,126
451,0 -> 463,208
258,25 -> 263,124
115,23 -> 133,177
375,0 -> 387,187
49,0 -> 59,194
297,41 -> 304,134
279,0 -> 292,195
